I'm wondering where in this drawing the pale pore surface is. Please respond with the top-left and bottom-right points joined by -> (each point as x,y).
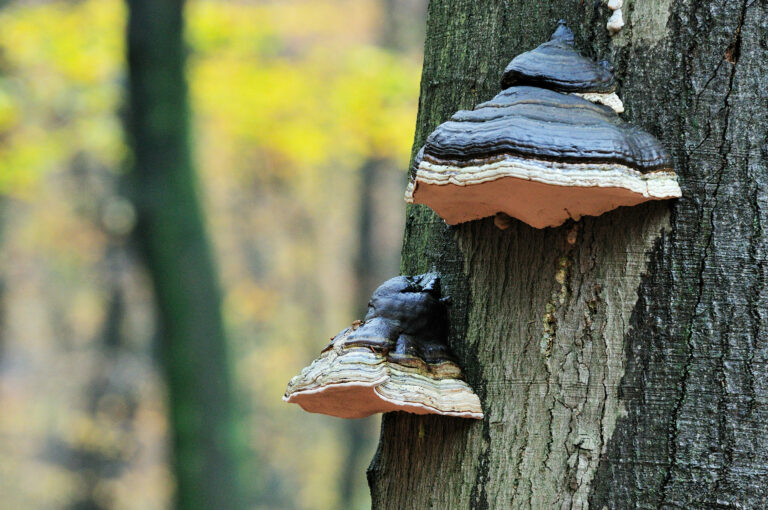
573,91 -> 625,114
405,156 -> 681,228
284,347 -> 484,419
607,9 -> 625,35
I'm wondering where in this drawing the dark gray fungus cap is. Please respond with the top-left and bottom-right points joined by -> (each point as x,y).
501,20 -> 615,93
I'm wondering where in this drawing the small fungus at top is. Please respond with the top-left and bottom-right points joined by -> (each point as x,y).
283,274 -> 483,419
502,21 -> 624,113
405,21 -> 682,229
501,21 -> 614,92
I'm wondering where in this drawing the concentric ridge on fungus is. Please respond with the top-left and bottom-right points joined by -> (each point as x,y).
502,21 -> 624,113
405,22 -> 682,229
501,20 -> 615,93
283,274 -> 483,419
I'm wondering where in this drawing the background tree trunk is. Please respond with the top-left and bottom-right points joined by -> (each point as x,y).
368,1 -> 768,508
66,240 -> 133,510
125,1 -> 240,508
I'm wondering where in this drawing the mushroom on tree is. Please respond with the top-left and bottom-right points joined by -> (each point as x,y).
283,274 -> 483,419
405,22 -> 681,229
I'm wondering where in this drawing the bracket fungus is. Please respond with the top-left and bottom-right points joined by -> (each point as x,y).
283,274 -> 483,419
405,21 -> 681,229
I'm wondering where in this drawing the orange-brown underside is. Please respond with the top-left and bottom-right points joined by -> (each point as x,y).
286,383 -> 437,419
412,177 -> 656,229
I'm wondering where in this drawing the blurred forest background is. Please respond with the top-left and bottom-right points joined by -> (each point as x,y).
0,0 -> 425,508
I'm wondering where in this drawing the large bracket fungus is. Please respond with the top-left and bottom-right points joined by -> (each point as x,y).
405,21 -> 682,229
283,274 -> 483,419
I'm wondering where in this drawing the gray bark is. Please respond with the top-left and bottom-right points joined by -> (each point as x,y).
368,1 -> 768,508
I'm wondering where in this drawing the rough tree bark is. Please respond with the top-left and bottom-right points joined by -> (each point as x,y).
368,1 -> 768,509
125,1 -> 240,508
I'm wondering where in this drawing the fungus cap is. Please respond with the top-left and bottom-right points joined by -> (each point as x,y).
283,274 -> 483,419
501,21 -> 615,93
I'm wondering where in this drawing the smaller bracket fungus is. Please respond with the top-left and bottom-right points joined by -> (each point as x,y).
405,22 -> 681,229
283,274 -> 483,419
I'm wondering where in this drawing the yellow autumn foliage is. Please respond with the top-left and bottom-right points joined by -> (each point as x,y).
0,0 -> 420,509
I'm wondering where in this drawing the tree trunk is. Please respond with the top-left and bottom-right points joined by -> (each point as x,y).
125,1 -> 240,508
368,1 -> 768,509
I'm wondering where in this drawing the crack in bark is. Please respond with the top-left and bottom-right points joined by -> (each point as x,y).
469,424 -> 491,510
686,125 -> 713,158
712,303 -> 735,504
745,148 -> 761,418
694,58 -> 726,107
541,374 -> 557,486
509,372 -> 534,502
